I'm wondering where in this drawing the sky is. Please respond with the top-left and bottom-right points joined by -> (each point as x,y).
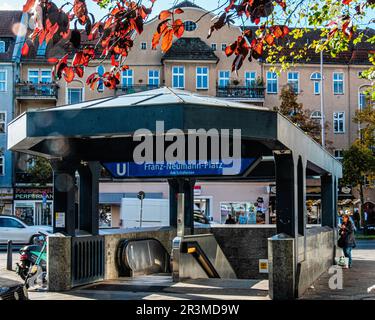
0,0 -> 374,28
0,0 -> 225,20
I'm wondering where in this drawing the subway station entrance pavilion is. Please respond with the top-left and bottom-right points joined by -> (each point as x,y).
8,87 -> 342,299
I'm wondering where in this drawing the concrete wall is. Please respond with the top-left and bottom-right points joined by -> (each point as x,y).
268,226 -> 335,299
296,226 -> 335,297
210,225 -> 276,279
102,225 -> 275,280
103,226 -> 177,280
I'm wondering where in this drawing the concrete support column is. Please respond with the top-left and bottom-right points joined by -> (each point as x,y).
168,178 -> 195,234
321,174 -> 336,228
297,157 -> 306,236
268,235 -> 295,300
77,162 -> 101,236
50,159 -> 78,236
274,152 -> 297,237
168,179 -> 179,228
183,178 -> 196,234
47,234 -> 72,291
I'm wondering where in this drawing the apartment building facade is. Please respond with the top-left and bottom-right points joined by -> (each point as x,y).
4,1 -> 374,224
0,11 -> 24,214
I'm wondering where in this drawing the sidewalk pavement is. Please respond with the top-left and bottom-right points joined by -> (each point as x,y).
301,240 -> 375,300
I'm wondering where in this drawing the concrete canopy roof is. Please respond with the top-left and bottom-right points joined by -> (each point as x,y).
8,87 -> 342,178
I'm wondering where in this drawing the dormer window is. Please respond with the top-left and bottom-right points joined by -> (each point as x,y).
184,21 -> 197,32
0,41 -> 5,53
37,41 -> 47,56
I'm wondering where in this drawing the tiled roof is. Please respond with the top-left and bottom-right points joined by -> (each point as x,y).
170,1 -> 205,10
0,11 -> 23,62
0,11 -> 22,36
162,37 -> 219,61
243,26 -> 375,65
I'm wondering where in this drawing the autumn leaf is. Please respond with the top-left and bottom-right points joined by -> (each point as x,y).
21,42 -> 29,56
342,0 -> 353,4
172,19 -> 184,38
265,34 -> 275,46
47,58 -> 59,64
75,66 -> 84,78
63,67 -> 75,83
23,0 -> 36,13
225,42 -> 236,57
161,29 -> 174,52
159,10 -> 171,20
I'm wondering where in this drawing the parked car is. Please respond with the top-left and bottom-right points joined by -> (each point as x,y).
364,224 -> 375,235
0,215 -> 52,244
0,277 -> 28,300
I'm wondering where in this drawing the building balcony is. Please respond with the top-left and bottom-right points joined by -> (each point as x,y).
116,84 -> 160,94
216,86 -> 265,102
15,82 -> 59,100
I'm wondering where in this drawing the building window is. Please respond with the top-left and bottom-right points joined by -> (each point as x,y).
266,71 -> 278,94
0,70 -> 6,92
211,43 -> 217,51
334,149 -> 344,161
172,66 -> 184,89
122,69 -> 133,87
0,112 -> 6,133
141,42 -> 147,50
97,65 -> 105,91
28,69 -> 52,84
287,72 -> 299,94
184,21 -> 197,32
37,41 -> 47,56
221,43 -> 227,51
333,72 -> 344,95
218,70 -> 230,87
41,70 -> 52,83
196,67 -> 209,89
0,156 -> 4,175
245,71 -> 256,87
28,70 -> 39,84
333,112 -> 345,133
148,70 -> 159,86
310,72 -> 321,95
310,110 -> 322,120
67,88 -> 83,105
358,90 -> 372,110
0,41 -> 5,53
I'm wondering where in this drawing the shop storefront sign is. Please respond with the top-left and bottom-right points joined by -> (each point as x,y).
14,188 -> 53,201
194,186 -> 202,196
102,158 -> 256,178
0,188 -> 14,200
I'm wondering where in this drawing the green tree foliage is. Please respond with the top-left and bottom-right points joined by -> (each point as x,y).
274,84 -> 326,145
26,156 -> 53,186
354,104 -> 375,148
342,141 -> 375,223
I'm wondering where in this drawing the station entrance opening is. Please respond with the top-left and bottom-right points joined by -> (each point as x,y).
8,87 -> 342,299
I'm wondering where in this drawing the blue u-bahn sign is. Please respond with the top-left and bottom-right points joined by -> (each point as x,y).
102,158 -> 256,178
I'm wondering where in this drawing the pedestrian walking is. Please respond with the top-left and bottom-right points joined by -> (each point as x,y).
238,211 -> 248,224
225,214 -> 236,224
338,213 -> 356,268
353,208 -> 360,230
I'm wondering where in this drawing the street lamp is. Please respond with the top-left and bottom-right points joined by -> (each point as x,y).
137,191 -> 145,228
320,47 -> 325,148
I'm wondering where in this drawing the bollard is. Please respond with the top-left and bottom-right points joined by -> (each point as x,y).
6,240 -> 13,271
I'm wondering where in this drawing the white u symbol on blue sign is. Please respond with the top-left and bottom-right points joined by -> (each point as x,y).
116,163 -> 127,176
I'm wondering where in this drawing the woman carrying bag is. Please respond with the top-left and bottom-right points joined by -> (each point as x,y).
338,213 -> 356,268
